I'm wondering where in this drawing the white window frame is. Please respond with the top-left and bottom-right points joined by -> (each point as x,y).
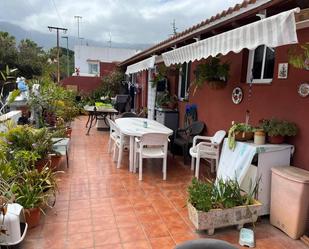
247,45 -> 274,84
178,62 -> 190,100
88,62 -> 99,75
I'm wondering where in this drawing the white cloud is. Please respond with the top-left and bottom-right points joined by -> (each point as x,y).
1,0 -> 244,44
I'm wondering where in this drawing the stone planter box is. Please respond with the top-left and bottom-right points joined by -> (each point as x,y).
187,201 -> 262,235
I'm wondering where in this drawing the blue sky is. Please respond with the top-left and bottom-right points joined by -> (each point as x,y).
1,0 -> 244,45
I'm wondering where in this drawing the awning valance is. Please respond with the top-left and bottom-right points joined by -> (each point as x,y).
125,55 -> 156,74
162,8 -> 300,66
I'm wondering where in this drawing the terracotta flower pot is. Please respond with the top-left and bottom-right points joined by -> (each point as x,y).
35,158 -> 50,172
50,155 -> 62,170
167,102 -> 177,110
24,207 -> 41,228
268,135 -> 285,144
235,131 -> 254,141
66,127 -> 72,138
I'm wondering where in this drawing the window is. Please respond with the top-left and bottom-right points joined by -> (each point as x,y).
88,63 -> 99,75
178,62 -> 191,99
247,45 -> 275,84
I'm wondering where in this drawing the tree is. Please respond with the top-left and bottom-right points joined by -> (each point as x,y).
17,39 -> 47,78
0,32 -> 18,70
48,47 -> 75,80
100,70 -> 125,98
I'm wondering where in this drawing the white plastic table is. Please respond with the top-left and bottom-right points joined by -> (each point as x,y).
115,118 -> 173,172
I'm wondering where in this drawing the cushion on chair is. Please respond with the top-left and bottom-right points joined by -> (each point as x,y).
174,239 -> 237,249
189,145 -> 217,158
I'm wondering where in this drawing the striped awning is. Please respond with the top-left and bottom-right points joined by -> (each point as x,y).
162,8 -> 300,66
125,56 -> 156,74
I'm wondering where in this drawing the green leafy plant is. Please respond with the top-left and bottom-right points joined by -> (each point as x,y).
28,78 -> 79,127
193,57 -> 230,94
3,125 -> 56,163
0,65 -> 19,114
12,166 -> 59,210
100,69 -> 125,98
187,178 -> 258,212
0,178 -> 15,209
155,91 -> 178,109
187,178 -> 212,212
259,118 -> 298,137
228,123 -> 254,150
151,64 -> 168,88
12,150 -> 40,171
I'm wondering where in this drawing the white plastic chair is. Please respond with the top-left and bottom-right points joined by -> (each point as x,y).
107,118 -> 129,168
189,130 -> 226,178
106,118 -> 118,153
134,133 -> 170,181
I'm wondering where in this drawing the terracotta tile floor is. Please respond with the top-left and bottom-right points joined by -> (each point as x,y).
18,116 -> 307,249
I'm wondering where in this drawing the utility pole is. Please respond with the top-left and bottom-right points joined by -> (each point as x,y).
48,26 -> 68,83
74,15 -> 82,45
62,36 -> 69,77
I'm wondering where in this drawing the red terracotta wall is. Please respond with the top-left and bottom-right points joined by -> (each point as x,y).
61,62 -> 118,94
100,62 -> 118,77
61,76 -> 102,94
176,28 -> 309,170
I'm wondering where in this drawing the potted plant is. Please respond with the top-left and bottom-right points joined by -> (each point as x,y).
156,91 -> 178,110
193,57 -> 230,93
187,178 -> 261,235
228,122 -> 254,150
3,126 -> 55,171
151,64 -> 168,88
288,43 -> 309,70
12,166 -> 59,228
260,118 -> 298,144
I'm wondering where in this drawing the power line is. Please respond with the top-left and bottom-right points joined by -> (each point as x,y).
50,0 -> 64,27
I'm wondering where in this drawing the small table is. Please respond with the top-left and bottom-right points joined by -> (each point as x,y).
84,105 -> 118,135
115,118 -> 173,172
52,138 -> 70,167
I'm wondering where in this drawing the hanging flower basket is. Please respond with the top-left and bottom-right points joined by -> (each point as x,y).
193,57 -> 230,93
208,80 -> 227,90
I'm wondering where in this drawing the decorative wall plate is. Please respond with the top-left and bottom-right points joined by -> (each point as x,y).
232,87 -> 243,104
298,83 -> 309,97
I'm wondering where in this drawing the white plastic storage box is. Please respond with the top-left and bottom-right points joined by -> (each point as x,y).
270,166 -> 309,239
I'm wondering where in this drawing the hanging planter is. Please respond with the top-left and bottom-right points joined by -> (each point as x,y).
208,80 -> 227,89
193,57 -> 230,94
288,43 -> 309,70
